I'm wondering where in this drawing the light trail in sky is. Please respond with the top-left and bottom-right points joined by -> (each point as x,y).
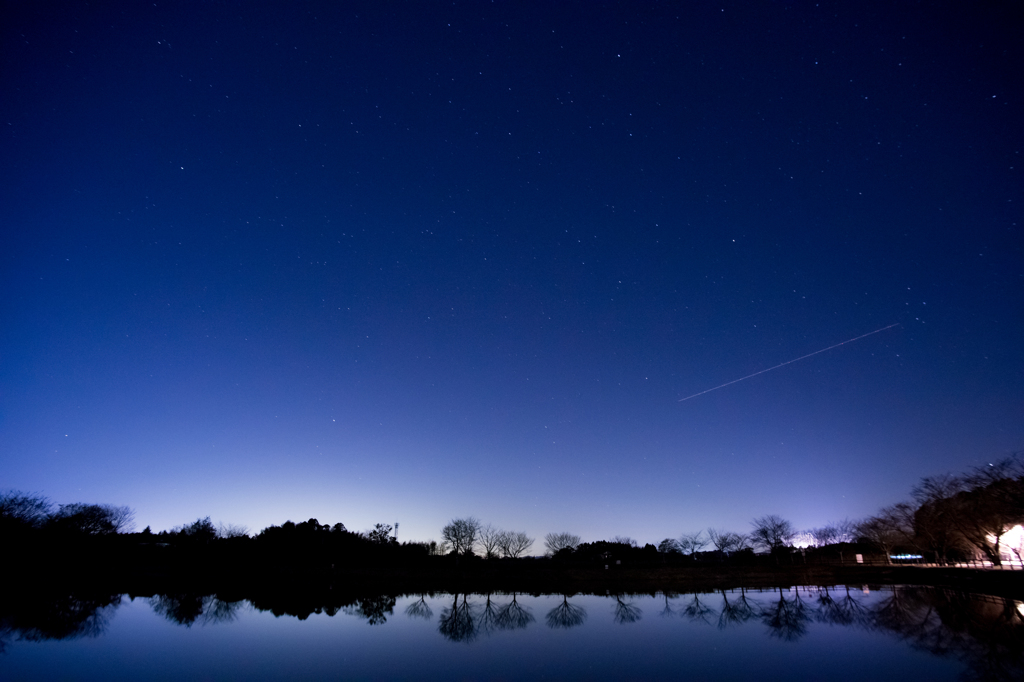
678,323 -> 901,402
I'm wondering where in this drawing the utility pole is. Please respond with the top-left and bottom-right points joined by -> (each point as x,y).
394,522 -> 399,543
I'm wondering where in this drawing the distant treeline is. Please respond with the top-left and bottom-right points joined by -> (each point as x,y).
2,455 -> 1021,577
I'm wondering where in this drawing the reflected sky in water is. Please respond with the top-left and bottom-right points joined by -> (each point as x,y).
3,587 -> 1018,681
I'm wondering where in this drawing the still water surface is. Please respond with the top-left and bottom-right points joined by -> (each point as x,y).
3,586 -> 1021,680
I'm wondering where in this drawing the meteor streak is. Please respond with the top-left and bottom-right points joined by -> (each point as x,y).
678,323 -> 900,402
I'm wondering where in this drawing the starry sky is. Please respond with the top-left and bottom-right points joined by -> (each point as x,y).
2,1 -> 1021,546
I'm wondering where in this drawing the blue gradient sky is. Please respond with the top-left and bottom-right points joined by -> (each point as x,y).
2,1 -> 1021,546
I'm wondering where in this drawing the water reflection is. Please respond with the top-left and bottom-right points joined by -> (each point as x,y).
3,586 -> 1023,680
0,591 -> 121,651
545,594 -> 587,629
611,594 -> 642,624
150,594 -> 245,627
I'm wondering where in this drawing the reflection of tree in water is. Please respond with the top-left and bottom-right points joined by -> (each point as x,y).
659,592 -> 678,618
866,587 -> 1024,682
682,592 -> 716,625
612,595 -> 642,625
546,595 -> 587,629
438,594 -> 478,643
815,586 -> 868,627
478,594 -> 502,635
718,589 -> 755,629
405,595 -> 433,620
344,595 -> 396,625
760,587 -> 811,642
495,594 -> 534,631
150,594 -> 245,627
0,591 -> 121,650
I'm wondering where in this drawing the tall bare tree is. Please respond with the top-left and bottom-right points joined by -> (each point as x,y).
679,531 -> 709,555
855,504 -> 914,563
911,474 -> 967,564
478,524 -> 503,559
441,517 -> 481,556
750,515 -> 796,552
808,520 -> 855,547
498,530 -> 534,558
707,528 -> 747,553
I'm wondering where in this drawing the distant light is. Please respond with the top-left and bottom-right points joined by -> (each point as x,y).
890,554 -> 923,560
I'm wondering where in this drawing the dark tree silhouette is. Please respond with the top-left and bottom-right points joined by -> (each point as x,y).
441,518 -> 481,556
807,519 -> 856,547
955,460 -> 1024,565
657,538 -> 681,554
544,532 -> 582,556
678,531 -> 709,555
707,528 -> 747,554
366,523 -> 395,545
0,491 -> 51,531
912,474 -> 968,564
174,517 -> 218,542
48,503 -> 135,535
498,530 -> 534,558
856,504 -> 914,563
217,522 -> 250,539
749,515 -> 796,552
546,595 -> 587,629
478,525 -> 503,559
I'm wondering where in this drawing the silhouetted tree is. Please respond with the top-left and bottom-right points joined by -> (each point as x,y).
856,504 -> 914,563
478,524 -> 503,559
707,528 -> 747,554
217,522 -> 250,539
441,518 -> 481,556
808,519 -> 856,547
544,532 -> 582,556
954,459 -> 1024,565
546,595 -> 587,629
610,536 -> 638,547
366,523 -> 395,545
678,531 -> 709,555
657,538 -> 681,554
0,491 -> 52,532
47,503 -> 134,535
174,517 -> 218,542
497,530 -> 534,558
749,515 -> 796,552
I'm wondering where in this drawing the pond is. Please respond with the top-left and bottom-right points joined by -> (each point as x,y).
2,585 -> 1022,680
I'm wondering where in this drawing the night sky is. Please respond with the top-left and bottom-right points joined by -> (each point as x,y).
2,2 -> 1021,546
